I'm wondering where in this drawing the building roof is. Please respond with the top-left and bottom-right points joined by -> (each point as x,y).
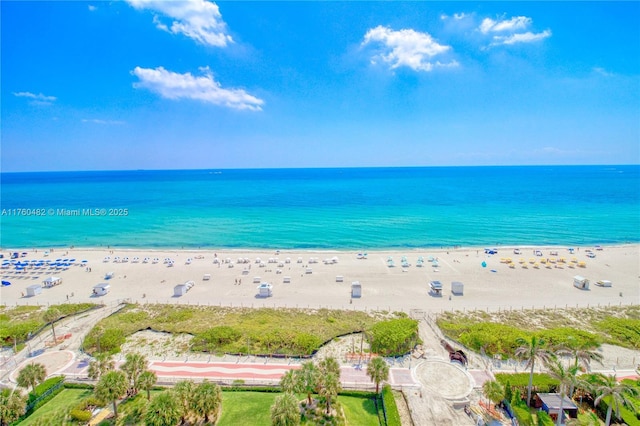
537,393 -> 578,411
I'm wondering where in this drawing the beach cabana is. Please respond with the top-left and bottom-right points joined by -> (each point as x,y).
26,284 -> 42,297
429,280 -> 443,296
174,281 -> 194,297
92,283 -> 110,296
573,275 -> 589,290
174,284 -> 188,297
336,275 -> 344,282
283,276 -> 291,283
257,283 -> 272,297
305,268 -> 313,274
351,281 -> 362,298
203,274 -> 211,281
451,281 -> 464,295
42,276 -> 62,288
535,393 -> 578,423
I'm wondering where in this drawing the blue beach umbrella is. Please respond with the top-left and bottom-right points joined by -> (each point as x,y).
481,261 -> 487,268
2,281 -> 10,286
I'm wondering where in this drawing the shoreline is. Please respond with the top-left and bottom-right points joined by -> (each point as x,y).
2,244 -> 638,312
3,242 -> 638,253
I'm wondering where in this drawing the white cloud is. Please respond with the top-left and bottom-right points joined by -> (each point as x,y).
593,67 -> 614,77
478,15 -> 551,47
132,66 -> 264,111
88,5 -> 97,12
362,25 -> 457,72
492,29 -> 552,45
13,91 -> 57,105
440,12 -> 468,21
480,16 -> 531,34
126,0 -> 232,47
82,119 -> 125,125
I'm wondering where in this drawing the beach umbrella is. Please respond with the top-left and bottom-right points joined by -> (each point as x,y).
82,260 -> 88,263
481,261 -> 487,268
1,281 -> 10,286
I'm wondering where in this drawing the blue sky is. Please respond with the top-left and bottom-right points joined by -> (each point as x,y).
2,1 -> 639,172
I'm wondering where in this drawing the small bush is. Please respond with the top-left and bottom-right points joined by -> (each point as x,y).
368,318 -> 419,356
69,409 -> 92,422
536,409 -> 554,426
512,404 -> 534,426
64,382 -> 95,390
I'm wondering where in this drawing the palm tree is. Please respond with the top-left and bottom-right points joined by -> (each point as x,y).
192,380 -> 222,423
296,362 -> 318,406
138,370 -> 157,401
87,352 -> 114,380
16,363 -> 46,393
280,369 -> 298,394
42,307 -> 61,343
557,339 -> 604,372
317,357 -> 342,414
173,380 -> 196,424
547,360 -> 579,426
145,391 -> 182,426
515,336 -> 554,406
592,373 -> 638,426
319,357 -> 341,377
271,392 -> 300,426
121,352 -> 148,396
0,388 -> 26,426
95,370 -> 128,419
366,357 -> 389,394
482,380 -> 505,407
318,371 -> 341,415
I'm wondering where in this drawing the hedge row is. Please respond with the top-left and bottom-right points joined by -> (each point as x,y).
381,385 -> 401,426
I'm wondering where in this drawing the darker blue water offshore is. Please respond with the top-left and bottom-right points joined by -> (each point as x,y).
1,166 -> 638,249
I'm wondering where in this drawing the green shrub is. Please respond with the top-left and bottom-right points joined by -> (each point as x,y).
294,333 -> 322,354
193,326 -> 241,350
64,382 -> 95,390
27,376 -> 64,404
595,317 -> 640,349
512,404 -> 534,426
69,409 -> 92,422
368,318 -> 419,357
537,327 -> 600,349
536,409 -> 554,426
495,373 -> 559,394
381,385 -> 401,426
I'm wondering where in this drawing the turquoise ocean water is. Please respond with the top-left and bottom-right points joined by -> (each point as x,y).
1,166 -> 638,249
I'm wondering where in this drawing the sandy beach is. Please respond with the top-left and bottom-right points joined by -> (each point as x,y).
2,245 -> 638,311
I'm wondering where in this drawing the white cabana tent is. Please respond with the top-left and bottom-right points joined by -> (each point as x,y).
429,280 -> 443,296
451,281 -> 464,295
174,281 -> 195,297
42,276 -> 62,288
257,283 -> 272,297
26,284 -> 42,296
93,283 -> 110,296
351,281 -> 362,298
573,275 -> 590,290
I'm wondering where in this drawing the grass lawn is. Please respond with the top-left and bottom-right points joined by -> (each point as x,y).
22,388 -> 384,426
337,395 -> 381,426
217,392 -> 382,426
20,389 -> 93,426
218,391 -> 279,426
